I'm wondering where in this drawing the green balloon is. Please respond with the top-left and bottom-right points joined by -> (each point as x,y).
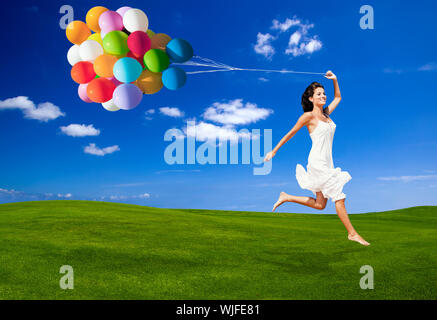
103,31 -> 129,56
144,49 -> 170,73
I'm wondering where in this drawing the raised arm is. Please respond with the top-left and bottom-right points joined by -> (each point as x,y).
264,112 -> 312,162
323,70 -> 341,115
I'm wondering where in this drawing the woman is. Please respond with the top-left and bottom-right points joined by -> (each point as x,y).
264,71 -> 370,246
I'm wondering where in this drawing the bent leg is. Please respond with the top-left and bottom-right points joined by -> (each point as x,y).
272,191 -> 327,212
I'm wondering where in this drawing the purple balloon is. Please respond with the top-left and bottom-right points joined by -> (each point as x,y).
113,83 -> 143,110
98,11 -> 123,33
116,6 -> 132,17
78,84 -> 92,103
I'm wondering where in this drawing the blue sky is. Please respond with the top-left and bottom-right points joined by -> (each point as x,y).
0,0 -> 436,213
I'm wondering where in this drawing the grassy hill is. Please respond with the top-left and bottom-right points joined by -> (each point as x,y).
0,201 -> 435,300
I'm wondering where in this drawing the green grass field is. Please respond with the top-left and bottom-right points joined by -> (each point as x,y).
0,201 -> 435,300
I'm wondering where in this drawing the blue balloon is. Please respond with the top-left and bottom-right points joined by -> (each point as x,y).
162,67 -> 187,90
166,38 -> 193,63
113,57 -> 143,83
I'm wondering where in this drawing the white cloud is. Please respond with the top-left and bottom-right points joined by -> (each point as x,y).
57,193 -> 72,198
0,96 -> 65,122
254,33 -> 276,59
285,36 -> 322,57
202,99 -> 273,126
383,68 -> 403,74
0,188 -> 22,195
145,109 -> 155,120
60,124 -> 100,137
377,174 -> 437,182
418,62 -> 437,71
254,16 -> 322,59
0,188 -> 75,201
271,17 -> 301,32
183,121 -> 252,142
110,182 -> 147,187
383,63 -> 437,74
109,195 -> 128,200
104,193 -> 150,200
84,143 -> 120,156
258,77 -> 269,82
159,107 -> 185,118
289,31 -> 302,45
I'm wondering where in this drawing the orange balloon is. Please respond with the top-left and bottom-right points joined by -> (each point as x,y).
94,54 -> 118,78
86,78 -> 116,103
66,21 -> 91,45
86,6 -> 109,33
135,70 -> 163,94
150,33 -> 172,51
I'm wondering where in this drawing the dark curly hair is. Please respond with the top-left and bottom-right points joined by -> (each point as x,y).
301,82 -> 329,117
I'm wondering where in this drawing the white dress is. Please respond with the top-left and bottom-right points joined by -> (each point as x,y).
295,118 -> 351,202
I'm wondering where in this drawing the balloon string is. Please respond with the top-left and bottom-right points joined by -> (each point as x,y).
192,55 -> 232,69
186,69 -> 233,75
179,55 -> 326,76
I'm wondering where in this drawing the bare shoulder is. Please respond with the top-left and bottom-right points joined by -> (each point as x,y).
298,112 -> 313,125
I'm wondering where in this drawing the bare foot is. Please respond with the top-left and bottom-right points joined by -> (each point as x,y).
272,192 -> 289,212
348,233 -> 370,246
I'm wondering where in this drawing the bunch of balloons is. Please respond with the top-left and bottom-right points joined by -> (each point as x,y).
66,6 -> 193,111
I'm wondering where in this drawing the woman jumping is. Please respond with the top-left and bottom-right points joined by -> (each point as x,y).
264,71 -> 370,246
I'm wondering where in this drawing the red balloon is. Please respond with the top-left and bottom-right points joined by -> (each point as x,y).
127,51 -> 145,68
86,78 -> 116,103
71,61 -> 96,84
127,31 -> 151,58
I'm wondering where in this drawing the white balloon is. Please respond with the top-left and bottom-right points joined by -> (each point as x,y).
101,29 -> 108,40
123,9 -> 148,33
67,44 -> 82,66
102,99 -> 120,112
79,40 -> 104,62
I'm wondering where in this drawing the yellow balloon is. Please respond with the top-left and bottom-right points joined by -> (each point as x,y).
150,33 -> 172,51
88,33 -> 103,46
136,70 -> 163,94
146,29 -> 155,38
86,6 -> 109,33
66,21 -> 91,45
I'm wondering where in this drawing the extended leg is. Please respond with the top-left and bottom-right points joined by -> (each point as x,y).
335,199 -> 370,246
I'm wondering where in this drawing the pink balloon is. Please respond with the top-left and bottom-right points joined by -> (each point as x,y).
116,6 -> 132,17
99,11 -> 123,33
78,84 -> 92,103
127,31 -> 151,58
107,76 -> 122,87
